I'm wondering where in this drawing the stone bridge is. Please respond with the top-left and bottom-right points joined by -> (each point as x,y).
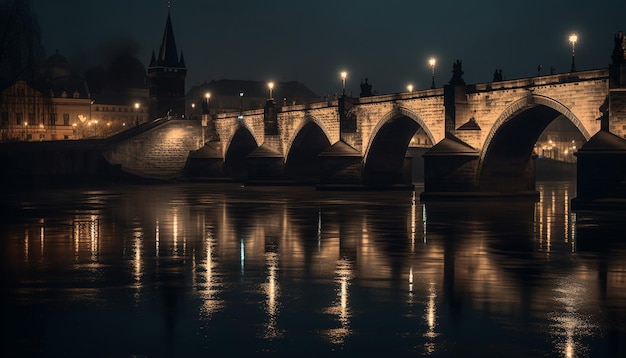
104,63 -> 626,201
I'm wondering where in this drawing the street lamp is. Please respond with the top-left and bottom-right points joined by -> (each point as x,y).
94,120 -> 98,137
428,58 -> 436,89
205,92 -> 211,114
238,91 -> 244,119
569,33 -> 577,72
134,102 -> 140,126
268,82 -> 274,100
407,84 -> 413,92
340,71 -> 347,95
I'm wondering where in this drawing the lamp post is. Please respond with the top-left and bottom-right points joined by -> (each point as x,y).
268,82 -> 274,100
569,33 -> 577,72
134,102 -> 140,126
205,92 -> 211,114
94,120 -> 98,137
238,91 -> 244,119
407,84 -> 413,92
428,58 -> 436,89
340,71 -> 347,95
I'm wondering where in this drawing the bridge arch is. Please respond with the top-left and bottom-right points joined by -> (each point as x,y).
284,115 -> 332,183
224,123 -> 259,179
363,106 -> 435,184
478,93 -> 589,191
284,113 -> 333,157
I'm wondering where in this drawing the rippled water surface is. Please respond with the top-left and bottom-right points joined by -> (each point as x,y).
1,182 -> 625,357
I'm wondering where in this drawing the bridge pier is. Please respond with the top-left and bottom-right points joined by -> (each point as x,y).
246,144 -> 286,184
183,141 -> 225,178
572,32 -> 626,209
317,141 -> 364,189
571,130 -> 626,210
421,135 -> 479,198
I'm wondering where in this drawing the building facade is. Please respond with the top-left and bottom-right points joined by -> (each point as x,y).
0,49 -> 150,142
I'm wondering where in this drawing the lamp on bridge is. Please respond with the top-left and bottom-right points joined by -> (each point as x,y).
407,84 -> 413,92
428,58 -> 436,89
268,82 -> 274,100
205,92 -> 211,114
134,102 -> 140,126
340,71 -> 347,95
569,33 -> 578,72
238,91 -> 244,119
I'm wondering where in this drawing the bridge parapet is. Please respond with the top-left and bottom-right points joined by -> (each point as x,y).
472,69 -> 608,92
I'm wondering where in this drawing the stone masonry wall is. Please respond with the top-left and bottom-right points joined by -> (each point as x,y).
103,120 -> 202,179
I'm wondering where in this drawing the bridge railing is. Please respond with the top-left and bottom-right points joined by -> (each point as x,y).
472,68 -> 608,92
211,68 -> 610,120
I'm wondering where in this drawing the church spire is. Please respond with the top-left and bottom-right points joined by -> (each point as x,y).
147,4 -> 187,120
155,11 -> 179,67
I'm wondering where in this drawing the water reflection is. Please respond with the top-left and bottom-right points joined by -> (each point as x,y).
1,183 -> 625,356
262,251 -> 281,339
323,258 -> 353,344
195,222 -> 222,318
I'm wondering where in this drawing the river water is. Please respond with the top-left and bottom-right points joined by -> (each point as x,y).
1,181 -> 625,357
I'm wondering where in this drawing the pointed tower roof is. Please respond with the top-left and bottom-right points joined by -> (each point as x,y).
149,50 -> 156,67
156,11 -> 180,67
179,51 -> 186,68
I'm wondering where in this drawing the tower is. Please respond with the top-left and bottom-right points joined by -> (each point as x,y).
147,8 -> 186,120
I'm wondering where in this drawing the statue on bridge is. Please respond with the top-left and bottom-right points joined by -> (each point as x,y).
492,69 -> 503,82
449,60 -> 465,85
360,78 -> 373,97
612,31 -> 626,64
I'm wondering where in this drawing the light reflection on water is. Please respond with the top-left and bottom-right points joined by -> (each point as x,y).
1,181 -> 625,357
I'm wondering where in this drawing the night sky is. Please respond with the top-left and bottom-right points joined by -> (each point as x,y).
32,0 -> 626,96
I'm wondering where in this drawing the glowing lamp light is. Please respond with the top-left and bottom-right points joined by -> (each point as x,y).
569,33 -> 578,72
428,57 -> 437,89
